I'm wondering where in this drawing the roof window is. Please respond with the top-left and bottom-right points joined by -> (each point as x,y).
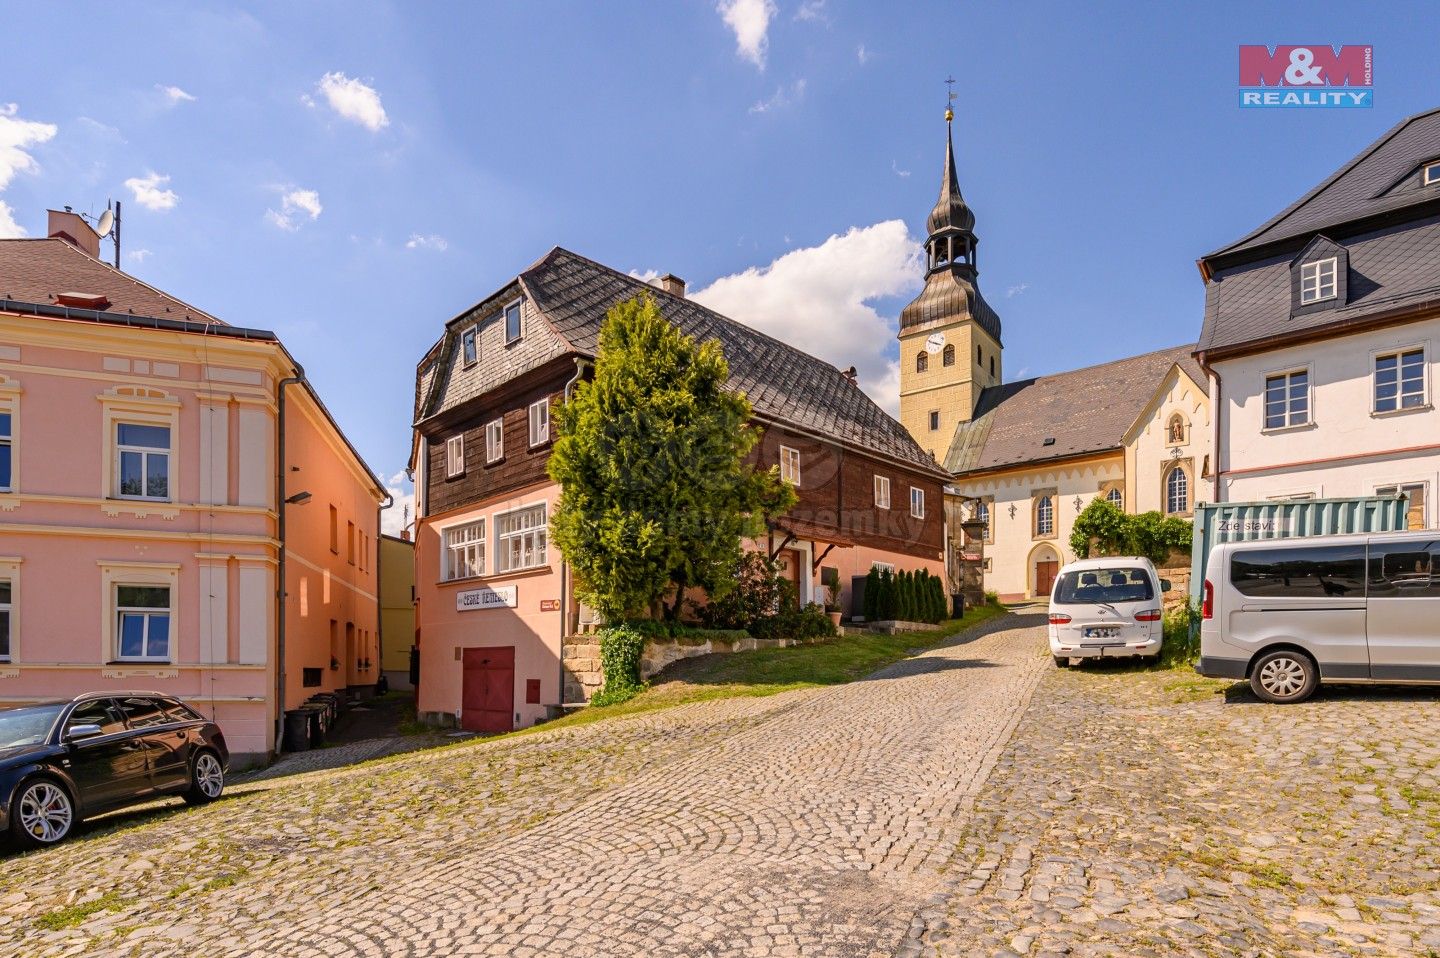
1425,161 -> 1440,186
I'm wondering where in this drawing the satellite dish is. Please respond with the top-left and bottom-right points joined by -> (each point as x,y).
95,209 -> 114,238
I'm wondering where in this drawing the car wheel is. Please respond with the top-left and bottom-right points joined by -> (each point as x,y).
183,750 -> 225,806
10,777 -> 75,848
1249,649 -> 1318,704
1053,655 -> 1069,668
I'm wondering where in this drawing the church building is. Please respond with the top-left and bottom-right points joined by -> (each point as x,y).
898,109 -> 1213,602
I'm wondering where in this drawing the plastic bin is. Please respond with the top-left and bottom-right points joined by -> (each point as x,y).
283,710 -> 312,752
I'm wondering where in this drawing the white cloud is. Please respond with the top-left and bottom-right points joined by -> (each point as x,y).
795,0 -> 827,22
265,188 -> 322,231
718,0 -> 776,69
405,233 -> 448,252
124,171 -> 179,211
1006,283 -> 1029,298
314,72 -> 389,131
856,44 -> 871,64
125,248 -> 152,264
627,267 -> 661,284
0,102 -> 57,237
380,471 -> 415,537
891,159 -> 910,178
691,219 -> 923,416
156,85 -> 196,106
749,78 -> 806,114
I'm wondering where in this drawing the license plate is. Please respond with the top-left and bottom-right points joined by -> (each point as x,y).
1083,627 -> 1120,639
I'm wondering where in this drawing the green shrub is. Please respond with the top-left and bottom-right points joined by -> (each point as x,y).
877,568 -> 897,620
590,624 -> 647,707
862,566 -> 880,621
1070,497 -> 1192,565
1157,601 -> 1201,669
984,589 -> 1000,606
752,601 -> 838,641
698,552 -> 788,631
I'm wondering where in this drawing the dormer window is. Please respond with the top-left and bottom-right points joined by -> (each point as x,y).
461,327 -> 478,367
1425,161 -> 1440,186
1299,257 -> 1338,304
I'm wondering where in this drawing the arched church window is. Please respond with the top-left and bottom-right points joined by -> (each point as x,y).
1166,465 -> 1189,515
942,344 -> 955,367
916,351 -> 928,373
1105,487 -> 1123,508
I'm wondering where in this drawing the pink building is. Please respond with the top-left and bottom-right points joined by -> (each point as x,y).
0,211 -> 387,765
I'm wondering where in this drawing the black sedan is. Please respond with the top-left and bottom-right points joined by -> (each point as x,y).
0,691 -> 229,848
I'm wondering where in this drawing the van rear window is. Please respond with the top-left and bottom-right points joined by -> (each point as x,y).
1230,544 -> 1365,598
1054,567 -> 1154,604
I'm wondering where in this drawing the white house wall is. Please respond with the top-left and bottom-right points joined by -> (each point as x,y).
1215,316 -> 1440,526
1127,367 -> 1214,514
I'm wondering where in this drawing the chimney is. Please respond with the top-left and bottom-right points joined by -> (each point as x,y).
47,208 -> 101,259
657,273 -> 686,298
842,366 -> 858,386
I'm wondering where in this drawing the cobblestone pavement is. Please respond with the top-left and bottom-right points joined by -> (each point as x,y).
237,732 -> 461,783
3,613 -> 1045,957
916,638 -> 1440,958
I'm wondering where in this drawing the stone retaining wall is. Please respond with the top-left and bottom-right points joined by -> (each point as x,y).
562,632 -> 827,704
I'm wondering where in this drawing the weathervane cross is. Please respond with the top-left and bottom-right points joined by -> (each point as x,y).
945,74 -> 957,103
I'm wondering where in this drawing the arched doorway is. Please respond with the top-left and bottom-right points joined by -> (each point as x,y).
1028,543 -> 1062,599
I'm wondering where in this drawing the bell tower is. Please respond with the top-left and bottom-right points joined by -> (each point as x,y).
897,101 -> 1003,460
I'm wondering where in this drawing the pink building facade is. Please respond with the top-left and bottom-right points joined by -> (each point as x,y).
0,214 -> 385,765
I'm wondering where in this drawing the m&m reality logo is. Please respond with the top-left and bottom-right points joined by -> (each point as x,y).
1238,45 -> 1373,108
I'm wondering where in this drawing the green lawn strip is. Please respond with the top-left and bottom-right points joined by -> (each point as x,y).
528,603 -> 1009,735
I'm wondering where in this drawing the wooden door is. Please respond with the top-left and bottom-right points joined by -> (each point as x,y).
777,549 -> 803,603
1035,560 -> 1059,597
461,646 -> 515,734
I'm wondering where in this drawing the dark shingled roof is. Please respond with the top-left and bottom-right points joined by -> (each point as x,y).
945,345 -> 1202,475
898,268 -> 1003,344
1207,106 -> 1440,260
0,238 -> 222,324
517,247 -> 948,477
1198,214 -> 1440,354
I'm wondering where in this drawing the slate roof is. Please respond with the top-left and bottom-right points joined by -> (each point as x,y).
944,345 -> 1202,475
1198,214 -> 1440,354
1207,106 -> 1440,260
508,247 -> 948,477
0,238 -> 223,324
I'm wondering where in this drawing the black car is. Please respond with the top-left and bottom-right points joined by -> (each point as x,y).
0,691 -> 229,848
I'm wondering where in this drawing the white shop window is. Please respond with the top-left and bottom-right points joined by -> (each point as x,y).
495,503 -> 547,574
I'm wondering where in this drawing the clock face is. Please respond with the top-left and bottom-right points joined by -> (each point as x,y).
925,332 -> 946,354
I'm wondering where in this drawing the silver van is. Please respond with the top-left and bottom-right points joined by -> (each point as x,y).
1198,530 -> 1439,703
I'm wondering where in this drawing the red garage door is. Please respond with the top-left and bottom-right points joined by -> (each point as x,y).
461,646 -> 515,734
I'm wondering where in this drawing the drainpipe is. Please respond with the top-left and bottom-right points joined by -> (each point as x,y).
1197,351 -> 1223,504
374,491 -> 393,693
274,369 -> 306,754
557,357 -> 590,709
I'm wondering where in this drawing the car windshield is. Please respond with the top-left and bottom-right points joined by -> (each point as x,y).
0,704 -> 66,749
1054,567 -> 1154,604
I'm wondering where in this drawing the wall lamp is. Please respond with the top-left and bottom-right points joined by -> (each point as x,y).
285,490 -> 313,505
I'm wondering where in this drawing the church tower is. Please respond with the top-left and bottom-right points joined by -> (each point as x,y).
898,106 -> 1003,460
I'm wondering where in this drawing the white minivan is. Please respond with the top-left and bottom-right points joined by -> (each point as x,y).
1048,557 -> 1166,667
1198,530 -> 1440,703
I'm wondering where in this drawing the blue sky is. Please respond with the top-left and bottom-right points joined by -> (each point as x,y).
1,2 -> 1432,530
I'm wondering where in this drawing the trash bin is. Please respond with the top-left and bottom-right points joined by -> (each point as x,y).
951,593 -> 966,618
283,709 -> 311,752
301,704 -> 326,748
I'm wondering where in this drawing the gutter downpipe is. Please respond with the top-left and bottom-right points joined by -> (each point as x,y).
274,369 -> 306,755
1196,350 -> 1224,505
375,491 -> 393,693
557,357 -> 590,710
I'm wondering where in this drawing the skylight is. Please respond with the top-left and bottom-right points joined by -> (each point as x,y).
1424,161 -> 1440,186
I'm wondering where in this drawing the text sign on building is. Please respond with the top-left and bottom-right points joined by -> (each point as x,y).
456,585 -> 518,612
1238,45 -> 1372,108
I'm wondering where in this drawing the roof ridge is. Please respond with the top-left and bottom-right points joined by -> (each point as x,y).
1205,108 -> 1440,260
1009,342 -> 1196,386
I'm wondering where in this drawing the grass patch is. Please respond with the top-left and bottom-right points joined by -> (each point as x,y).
532,604 -> 1007,735
35,891 -> 129,930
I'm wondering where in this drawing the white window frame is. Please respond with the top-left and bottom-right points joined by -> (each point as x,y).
0,561 -> 16,663
871,561 -> 895,574
1299,257 -> 1338,305
445,435 -> 465,478
440,518 -> 486,582
494,502 -> 548,574
779,446 -> 801,486
1035,495 -> 1054,537
461,326 -> 479,367
486,418 -> 504,463
99,386 -> 180,509
1165,465 -> 1189,515
115,421 -> 173,501
0,407 -> 10,494
1376,481 -> 1429,529
0,380 -> 14,494
1105,486 -> 1123,508
114,584 -> 173,662
503,299 -> 523,344
1425,161 -> 1440,186
1372,345 -> 1428,414
910,486 -> 925,519
1262,366 -> 1313,431
528,399 -> 550,447
874,475 -> 891,509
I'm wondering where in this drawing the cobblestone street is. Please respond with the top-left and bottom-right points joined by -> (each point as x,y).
7,613 -> 1440,957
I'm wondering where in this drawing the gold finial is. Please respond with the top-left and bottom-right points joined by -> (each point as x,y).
944,74 -> 956,122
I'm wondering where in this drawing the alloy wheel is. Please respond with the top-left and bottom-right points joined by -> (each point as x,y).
195,753 -> 224,798
18,782 -> 73,844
